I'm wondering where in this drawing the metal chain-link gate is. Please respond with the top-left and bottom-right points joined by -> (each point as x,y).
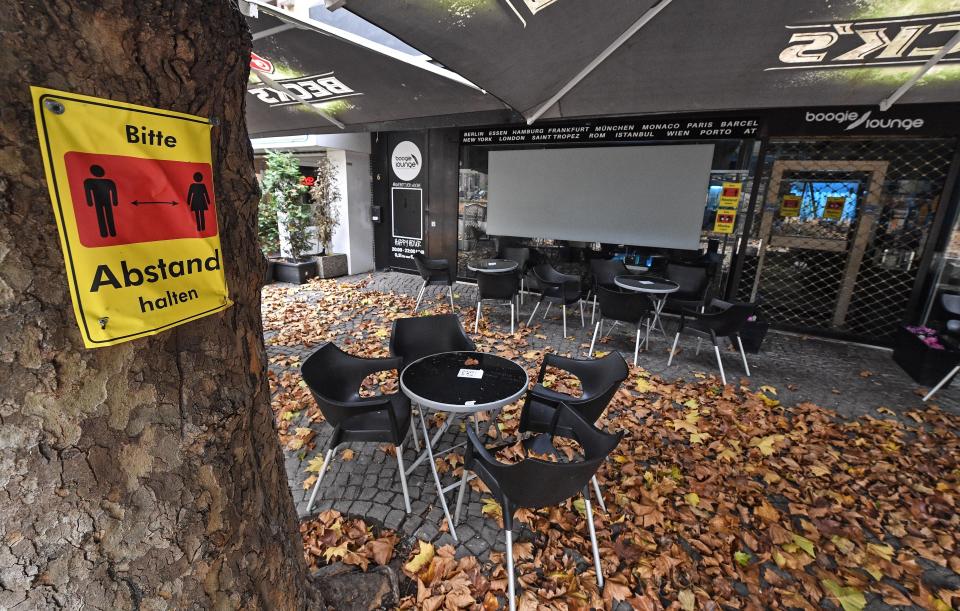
736,138 -> 956,343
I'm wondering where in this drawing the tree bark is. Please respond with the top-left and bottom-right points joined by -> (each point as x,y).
0,2 -> 312,608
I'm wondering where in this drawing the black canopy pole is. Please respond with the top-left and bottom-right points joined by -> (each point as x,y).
725,133 -> 769,301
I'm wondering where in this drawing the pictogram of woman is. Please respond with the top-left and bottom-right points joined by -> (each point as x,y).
187,172 -> 210,231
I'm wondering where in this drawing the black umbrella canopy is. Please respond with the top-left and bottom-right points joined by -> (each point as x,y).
245,5 -> 510,138
343,0 -> 662,116
344,0 -> 960,121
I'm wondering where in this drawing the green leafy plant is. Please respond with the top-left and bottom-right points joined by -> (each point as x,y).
309,155 -> 341,256
257,188 -> 280,257
261,151 -> 311,261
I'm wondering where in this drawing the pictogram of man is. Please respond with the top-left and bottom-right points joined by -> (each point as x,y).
187,172 -> 210,231
83,164 -> 118,237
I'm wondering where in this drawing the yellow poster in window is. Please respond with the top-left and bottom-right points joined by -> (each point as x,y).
823,196 -> 845,220
32,87 -> 231,349
713,209 -> 737,234
780,194 -> 801,217
718,182 -> 742,210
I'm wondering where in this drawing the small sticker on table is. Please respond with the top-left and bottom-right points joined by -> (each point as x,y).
638,280 -> 654,285
464,400 -> 476,406
458,368 -> 484,379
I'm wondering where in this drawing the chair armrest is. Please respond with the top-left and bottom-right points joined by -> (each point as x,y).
422,258 -> 449,271
352,355 -> 403,380
528,384 -> 573,405
542,353 -> 597,381
708,297 -> 732,311
536,276 -> 564,290
465,425 -> 499,466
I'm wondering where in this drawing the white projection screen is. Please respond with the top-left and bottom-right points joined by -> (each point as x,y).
486,144 -> 715,249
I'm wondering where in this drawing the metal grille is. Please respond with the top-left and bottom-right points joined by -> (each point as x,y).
736,138 -> 956,344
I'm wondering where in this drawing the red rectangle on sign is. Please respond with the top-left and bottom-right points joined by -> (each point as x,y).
722,187 -> 739,197
64,151 -> 218,247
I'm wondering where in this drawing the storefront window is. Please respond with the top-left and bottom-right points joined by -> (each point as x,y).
924,209 -> 960,323
457,140 -> 750,278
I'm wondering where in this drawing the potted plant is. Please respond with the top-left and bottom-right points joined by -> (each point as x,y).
261,151 -> 317,284
892,325 -> 960,386
257,188 -> 280,284
309,155 -> 347,279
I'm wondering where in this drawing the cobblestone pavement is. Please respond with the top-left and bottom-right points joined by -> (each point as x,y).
265,270 -> 960,565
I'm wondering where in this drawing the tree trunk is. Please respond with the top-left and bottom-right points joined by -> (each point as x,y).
0,2 -> 312,608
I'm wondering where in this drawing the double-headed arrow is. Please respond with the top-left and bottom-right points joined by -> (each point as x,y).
131,200 -> 178,206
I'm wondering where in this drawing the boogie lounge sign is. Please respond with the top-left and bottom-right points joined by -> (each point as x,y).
766,102 -> 958,137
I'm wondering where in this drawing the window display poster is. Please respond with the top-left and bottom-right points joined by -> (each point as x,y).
713,209 -> 737,234
718,182 -> 742,210
780,194 -> 801,218
823,196 -> 845,220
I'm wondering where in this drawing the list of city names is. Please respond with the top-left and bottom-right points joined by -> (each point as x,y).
461,117 -> 760,145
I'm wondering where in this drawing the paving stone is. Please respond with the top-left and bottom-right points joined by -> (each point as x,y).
351,500 -> 372,516
465,536 -> 492,556
383,508 -> 406,530
374,490 -> 395,505
455,524 -> 476,541
366,503 -> 390,524
414,523 -> 439,541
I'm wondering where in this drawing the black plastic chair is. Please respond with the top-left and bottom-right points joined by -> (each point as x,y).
412,253 -> 455,312
300,343 -> 413,514
519,350 -> 628,439
390,314 -> 476,451
923,293 -> 960,401
455,403 -> 621,611
589,287 -> 654,366
663,262 -> 712,314
526,263 -> 583,337
475,271 -> 520,334
390,314 -> 476,368
667,298 -> 756,385
500,247 -> 531,301
588,259 -> 629,325
518,350 -> 628,511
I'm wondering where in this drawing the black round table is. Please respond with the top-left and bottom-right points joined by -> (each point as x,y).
401,351 -> 528,413
400,350 -> 528,541
613,274 -> 679,294
614,274 -> 680,336
466,259 -> 519,274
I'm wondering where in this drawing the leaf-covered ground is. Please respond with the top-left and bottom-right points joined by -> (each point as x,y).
264,276 -> 960,610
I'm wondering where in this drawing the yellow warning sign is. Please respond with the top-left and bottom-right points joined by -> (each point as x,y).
780,194 -> 801,218
32,87 -> 231,348
717,182 -> 742,210
823,196 -> 846,220
713,209 -> 737,234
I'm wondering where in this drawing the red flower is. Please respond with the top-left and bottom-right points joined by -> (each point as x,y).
300,176 -> 315,186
